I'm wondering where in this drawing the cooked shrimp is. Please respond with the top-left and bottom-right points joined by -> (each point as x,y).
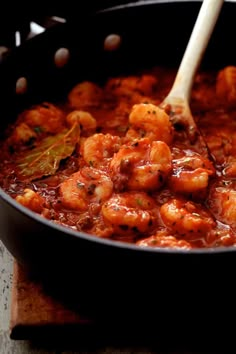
223,160 -> 236,177
21,102 -> 65,134
59,167 -> 113,211
171,169 -> 210,194
138,227 -> 235,248
16,188 -> 45,213
137,230 -> 192,249
160,198 -> 216,239
102,192 -> 157,234
206,134 -> 230,164
81,133 -> 121,168
66,110 -> 97,136
9,123 -> 37,145
68,81 -> 103,109
110,138 -> 172,191
105,75 -> 158,101
208,186 -> 236,228
126,103 -> 173,144
103,101 -> 131,133
216,66 -> 236,108
190,72 -> 217,110
169,149 -> 215,193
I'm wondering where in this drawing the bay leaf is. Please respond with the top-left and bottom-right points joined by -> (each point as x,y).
16,122 -> 80,181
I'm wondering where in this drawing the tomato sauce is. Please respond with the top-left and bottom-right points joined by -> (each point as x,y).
1,66 -> 236,249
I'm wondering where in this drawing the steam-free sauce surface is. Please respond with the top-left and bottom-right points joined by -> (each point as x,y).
1,66 -> 236,249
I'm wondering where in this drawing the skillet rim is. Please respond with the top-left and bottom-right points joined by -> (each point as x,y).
2,186 -> 236,255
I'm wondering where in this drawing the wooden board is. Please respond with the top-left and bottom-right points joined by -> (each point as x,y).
10,261 -> 93,340
9,262 -> 158,348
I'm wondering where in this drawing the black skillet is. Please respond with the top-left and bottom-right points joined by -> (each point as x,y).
0,0 -> 236,344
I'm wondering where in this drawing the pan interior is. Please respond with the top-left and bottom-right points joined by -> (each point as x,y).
0,1 -> 236,254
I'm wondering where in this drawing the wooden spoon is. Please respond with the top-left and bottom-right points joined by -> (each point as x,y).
161,0 -> 224,157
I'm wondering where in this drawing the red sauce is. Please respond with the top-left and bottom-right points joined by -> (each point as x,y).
1,66 -> 236,249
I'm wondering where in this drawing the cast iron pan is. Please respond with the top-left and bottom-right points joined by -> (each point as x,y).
0,0 -> 236,344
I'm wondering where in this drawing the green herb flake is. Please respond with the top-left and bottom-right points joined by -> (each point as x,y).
117,126 -> 128,132
136,198 -> 143,206
33,126 -> 43,134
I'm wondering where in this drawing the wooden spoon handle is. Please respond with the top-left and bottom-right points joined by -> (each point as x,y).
167,0 -> 224,102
